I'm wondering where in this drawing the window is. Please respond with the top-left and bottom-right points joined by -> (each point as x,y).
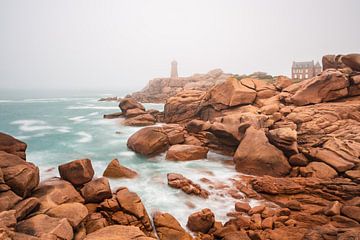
305,69 -> 308,73
300,75 -> 303,79
305,74 -> 308,78
294,74 -> 297,79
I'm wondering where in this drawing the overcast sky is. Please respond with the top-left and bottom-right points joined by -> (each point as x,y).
0,0 -> 359,92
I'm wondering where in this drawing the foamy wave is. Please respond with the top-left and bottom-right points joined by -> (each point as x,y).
67,105 -> 118,110
68,116 -> 88,123
11,119 -> 71,133
118,151 -> 135,157
76,131 -> 93,143
87,112 -> 99,116
0,100 -> 14,103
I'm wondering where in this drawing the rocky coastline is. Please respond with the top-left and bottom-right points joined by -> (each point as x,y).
1,53 -> 360,239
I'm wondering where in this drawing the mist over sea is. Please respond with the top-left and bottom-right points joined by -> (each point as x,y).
0,90 -> 261,226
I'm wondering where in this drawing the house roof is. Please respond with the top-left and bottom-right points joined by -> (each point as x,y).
315,61 -> 321,67
292,60 -> 314,68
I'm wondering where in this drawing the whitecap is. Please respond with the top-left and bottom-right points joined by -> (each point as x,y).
0,100 -> 14,103
75,131 -> 93,143
68,116 -> 88,123
11,120 -> 53,132
87,112 -> 99,116
118,151 -> 135,157
57,127 -> 71,133
11,119 -> 71,133
67,105 -> 118,110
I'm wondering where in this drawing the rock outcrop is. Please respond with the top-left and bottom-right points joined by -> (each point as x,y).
132,69 -> 232,103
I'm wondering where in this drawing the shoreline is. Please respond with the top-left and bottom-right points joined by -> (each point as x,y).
0,54 -> 360,239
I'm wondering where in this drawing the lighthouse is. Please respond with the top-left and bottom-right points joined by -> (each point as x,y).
170,60 -> 178,78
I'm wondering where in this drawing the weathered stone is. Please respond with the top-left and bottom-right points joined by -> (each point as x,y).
187,208 -> 215,233
46,203 -> 88,228
153,212 -> 192,240
0,151 -> 39,198
13,197 -> 40,221
84,225 -> 154,240
299,162 -> 338,179
115,187 -> 154,236
123,113 -> 156,126
235,202 -> 251,213
0,133 -> 27,159
207,78 -> 257,108
288,153 -> 309,167
103,159 -> 137,179
341,205 -> 360,222
80,177 -> 112,203
308,148 -> 355,172
234,126 -> 291,177
167,173 -> 209,198
290,69 -> 349,106
16,214 -> 73,240
119,98 -> 145,113
127,127 -> 169,156
32,178 -> 84,212
0,190 -> 22,212
0,210 -> 16,229
58,159 -> 94,186
324,201 -> 342,216
166,144 -> 208,161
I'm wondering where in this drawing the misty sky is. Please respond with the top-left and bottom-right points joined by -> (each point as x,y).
0,0 -> 359,92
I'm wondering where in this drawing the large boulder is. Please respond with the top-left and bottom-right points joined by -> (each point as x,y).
46,202 -> 88,228
84,225 -> 155,240
234,126 -> 291,177
113,187 -> 155,236
0,133 -> 27,159
164,90 -> 206,123
123,113 -> 156,126
58,159 -> 94,186
127,127 -> 169,156
0,151 -> 39,198
103,159 -> 137,178
80,177 -> 112,203
16,214 -> 73,240
341,53 -> 360,71
206,77 -> 257,110
119,98 -> 145,113
290,69 -> 350,106
31,178 -> 84,212
166,144 -> 208,161
187,208 -> 215,233
153,212 -> 192,240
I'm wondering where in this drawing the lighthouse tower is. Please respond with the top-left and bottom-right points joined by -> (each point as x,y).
170,60 -> 178,78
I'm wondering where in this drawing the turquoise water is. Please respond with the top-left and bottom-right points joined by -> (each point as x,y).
0,92 -> 260,226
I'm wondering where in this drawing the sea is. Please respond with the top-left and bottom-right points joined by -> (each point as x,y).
0,89 -> 261,226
